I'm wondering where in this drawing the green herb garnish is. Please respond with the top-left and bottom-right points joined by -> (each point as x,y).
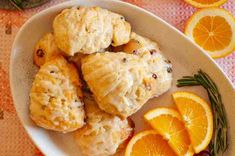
177,70 -> 228,156
2,0 -> 50,10
8,0 -> 23,10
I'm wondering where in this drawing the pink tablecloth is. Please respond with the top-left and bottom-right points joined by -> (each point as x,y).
0,0 -> 234,155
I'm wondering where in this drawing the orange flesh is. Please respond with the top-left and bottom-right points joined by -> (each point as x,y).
130,133 -> 176,156
148,115 -> 193,155
193,16 -> 232,52
175,97 -> 210,150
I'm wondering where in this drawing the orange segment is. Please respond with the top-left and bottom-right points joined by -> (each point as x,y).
144,108 -> 194,156
125,130 -> 177,156
193,16 -> 232,51
184,0 -> 227,8
185,8 -> 235,58
172,92 -> 213,153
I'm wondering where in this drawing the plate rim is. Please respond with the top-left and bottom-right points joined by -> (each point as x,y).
9,0 -> 235,155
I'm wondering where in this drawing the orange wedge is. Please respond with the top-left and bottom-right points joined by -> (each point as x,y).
144,108 -> 194,156
172,92 -> 213,153
185,8 -> 235,58
184,0 -> 228,8
125,130 -> 177,156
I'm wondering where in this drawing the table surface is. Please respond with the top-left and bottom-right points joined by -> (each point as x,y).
0,0 -> 234,155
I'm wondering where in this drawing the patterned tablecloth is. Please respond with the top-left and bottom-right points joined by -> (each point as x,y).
0,0 -> 234,155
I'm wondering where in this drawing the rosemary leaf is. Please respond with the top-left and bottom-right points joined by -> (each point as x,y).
177,70 -> 228,156
8,0 -> 22,10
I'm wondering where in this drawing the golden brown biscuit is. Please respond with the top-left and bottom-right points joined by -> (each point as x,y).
30,56 -> 85,133
111,14 -> 131,47
53,7 -> 131,56
123,32 -> 173,97
75,97 -> 134,156
123,32 -> 160,53
81,52 -> 156,117
34,33 -> 62,67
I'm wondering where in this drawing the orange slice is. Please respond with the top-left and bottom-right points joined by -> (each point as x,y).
125,130 -> 177,156
184,0 -> 228,8
172,92 -> 213,153
185,8 -> 235,58
144,108 -> 194,156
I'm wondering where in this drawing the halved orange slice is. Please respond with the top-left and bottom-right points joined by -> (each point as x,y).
144,108 -> 194,156
185,8 -> 235,58
184,0 -> 228,8
172,92 -> 213,153
125,130 -> 177,156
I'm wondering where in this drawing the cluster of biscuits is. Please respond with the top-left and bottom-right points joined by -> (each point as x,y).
30,6 -> 173,156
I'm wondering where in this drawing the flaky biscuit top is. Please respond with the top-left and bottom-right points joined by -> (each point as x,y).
30,56 -> 85,133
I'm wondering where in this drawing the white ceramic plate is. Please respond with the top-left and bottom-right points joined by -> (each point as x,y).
10,0 -> 235,155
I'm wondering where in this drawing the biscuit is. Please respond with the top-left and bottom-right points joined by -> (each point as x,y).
123,32 -> 173,97
30,56 -> 85,133
75,97 -> 133,156
53,7 -> 131,56
111,14 -> 131,47
81,52 -> 156,117
34,33 -> 61,67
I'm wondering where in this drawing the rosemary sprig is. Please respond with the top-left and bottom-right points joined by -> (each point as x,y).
8,0 -> 23,10
177,70 -> 228,156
